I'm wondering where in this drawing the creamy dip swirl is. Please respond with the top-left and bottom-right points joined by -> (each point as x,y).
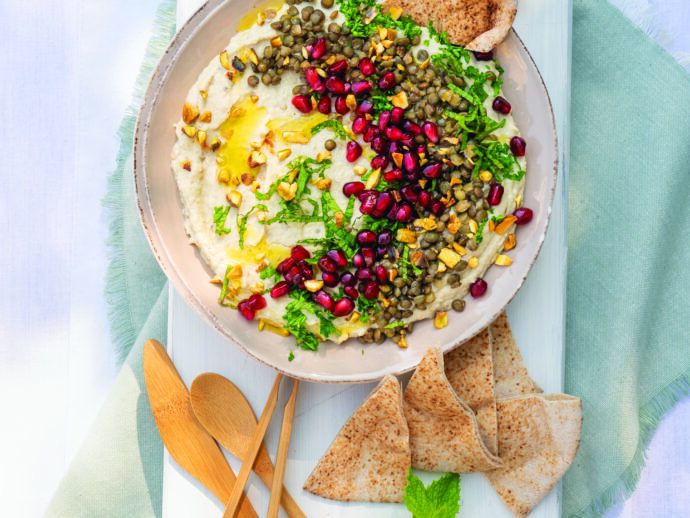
171,0 -> 526,348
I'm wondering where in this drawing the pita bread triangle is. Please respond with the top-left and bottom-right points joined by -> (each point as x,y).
382,0 -> 517,52
489,311 -> 541,398
444,327 -> 498,455
404,346 -> 503,473
303,375 -> 410,503
485,394 -> 583,517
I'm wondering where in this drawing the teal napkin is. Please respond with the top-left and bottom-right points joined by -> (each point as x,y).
44,0 -> 690,517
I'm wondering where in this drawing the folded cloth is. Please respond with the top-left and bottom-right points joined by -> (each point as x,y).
564,0 -> 690,516
44,0 -> 690,517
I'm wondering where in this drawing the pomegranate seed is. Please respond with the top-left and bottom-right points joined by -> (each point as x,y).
416,144 -> 428,158
422,121 -> 439,143
378,110 -> 391,130
403,120 -> 422,135
237,300 -> 255,320
469,278 -> 488,298
422,162 -> 442,179
487,184 -> 504,206
430,199 -> 445,215
356,99 -> 374,114
399,136 -> 414,148
332,297 -> 355,317
342,181 -> 364,198
326,249 -> 348,268
316,96 -> 331,114
357,189 -> 378,202
314,290 -> 334,311
299,262 -> 313,280
291,95 -> 313,113
359,57 -> 375,76
474,50 -> 493,61
371,138 -> 390,156
246,293 -> 266,311
391,107 -> 404,125
402,152 -> 419,173
394,203 -> 413,222
352,116 -> 368,134
374,230 -> 391,247
383,169 -> 403,182
375,245 -> 389,259
358,192 -> 378,214
356,267 -> 373,281
383,126 -> 403,141
325,76 -> 346,94
305,67 -> 325,93
322,271 -> 340,287
360,247 -> 376,266
329,59 -> 348,75
401,185 -> 419,203
362,280 -> 379,300
341,272 -> 356,286
346,141 -> 363,162
352,253 -> 365,269
318,256 -> 336,273
334,95 -> 349,114
363,125 -> 378,143
311,37 -> 327,59
510,136 -> 526,157
270,280 -> 291,299
276,256 -> 295,275
285,265 -> 303,285
492,96 -> 512,115
378,71 -> 396,90
388,141 -> 401,156
343,82 -> 352,94
375,192 -> 394,212
291,245 -> 311,261
418,190 -> 431,208
356,230 -> 377,246
375,265 -> 388,285
352,80 -> 373,96
371,154 -> 390,172
343,286 -> 359,298
512,207 -> 534,224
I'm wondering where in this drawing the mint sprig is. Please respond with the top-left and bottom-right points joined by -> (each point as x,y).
404,468 -> 461,518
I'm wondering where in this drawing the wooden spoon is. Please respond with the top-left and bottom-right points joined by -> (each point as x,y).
190,373 -> 306,518
142,340 -> 257,518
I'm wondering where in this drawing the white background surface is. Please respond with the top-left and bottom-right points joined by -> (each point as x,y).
0,0 -> 688,517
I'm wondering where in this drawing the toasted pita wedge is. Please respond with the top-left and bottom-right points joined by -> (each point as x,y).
490,311 -> 542,397
303,375 -> 410,502
444,327 -> 498,454
404,347 -> 503,473
485,394 -> 583,517
382,0 -> 517,52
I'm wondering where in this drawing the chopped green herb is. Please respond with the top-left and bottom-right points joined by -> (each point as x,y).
472,141 -> 525,183
336,0 -> 421,40
218,264 -> 233,306
398,245 -> 422,281
384,321 -> 406,329
283,289 -> 338,351
259,265 -> 280,283
356,294 -> 381,323
288,349 -> 295,362
311,119 -> 351,140
404,468 -> 461,518
213,205 -> 232,235
236,204 -> 268,249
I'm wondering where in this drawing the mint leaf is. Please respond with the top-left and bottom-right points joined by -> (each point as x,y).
311,119 -> 351,140
404,468 -> 461,518
213,205 -> 232,235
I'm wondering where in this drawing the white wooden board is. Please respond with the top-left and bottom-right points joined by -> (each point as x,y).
163,0 -> 572,516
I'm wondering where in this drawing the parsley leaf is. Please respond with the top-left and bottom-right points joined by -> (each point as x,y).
404,468 -> 461,518
259,265 -> 280,283
213,205 -> 232,235
356,294 -> 381,323
311,119 -> 351,140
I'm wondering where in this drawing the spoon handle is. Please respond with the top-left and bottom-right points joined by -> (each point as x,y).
267,378 -> 299,518
223,373 -> 283,518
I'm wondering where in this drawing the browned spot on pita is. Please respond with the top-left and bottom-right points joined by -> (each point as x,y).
382,0 -> 517,52
490,311 -> 542,398
404,347 -> 502,473
485,394 -> 583,517
303,375 -> 410,502
444,327 -> 498,454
